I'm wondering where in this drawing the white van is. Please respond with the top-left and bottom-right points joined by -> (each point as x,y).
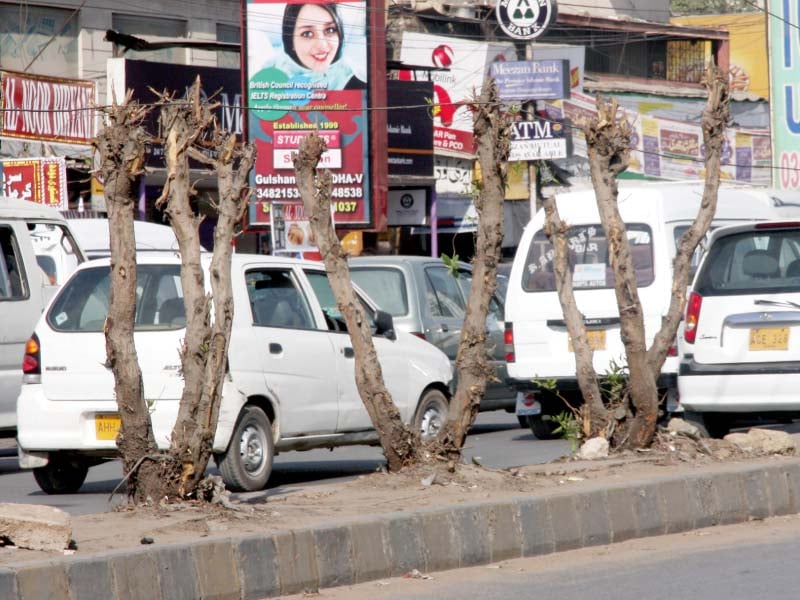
0,197 -> 84,435
67,218 -> 180,259
505,182 -> 800,438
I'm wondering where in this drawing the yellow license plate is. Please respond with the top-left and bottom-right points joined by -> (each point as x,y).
749,327 -> 789,351
95,414 -> 121,441
568,329 -> 606,352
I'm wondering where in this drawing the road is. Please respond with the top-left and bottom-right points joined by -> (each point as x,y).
285,514 -> 800,600
0,410 -> 572,515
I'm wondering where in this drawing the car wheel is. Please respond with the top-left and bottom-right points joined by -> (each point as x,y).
414,389 -> 449,441
216,405 -> 274,492
683,411 -> 730,439
529,415 -> 561,440
33,454 -> 89,495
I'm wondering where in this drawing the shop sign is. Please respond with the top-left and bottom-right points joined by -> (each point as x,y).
388,189 -> 427,226
387,81 -> 434,177
508,119 -> 570,161
496,0 -> 557,40
0,71 -> 95,145
490,60 -> 570,101
0,157 -> 68,208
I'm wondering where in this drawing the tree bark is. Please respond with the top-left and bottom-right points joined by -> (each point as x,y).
647,65 -> 729,376
293,133 -> 417,472
439,82 -> 510,453
95,95 -> 164,502
542,197 -> 607,438
585,97 -> 658,448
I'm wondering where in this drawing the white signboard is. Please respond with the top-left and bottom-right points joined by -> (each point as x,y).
509,138 -> 569,161
388,189 -> 427,226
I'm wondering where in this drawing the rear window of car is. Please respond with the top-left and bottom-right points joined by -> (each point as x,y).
47,264 -> 184,331
349,267 -> 409,317
694,228 -> 800,296
522,224 -> 655,292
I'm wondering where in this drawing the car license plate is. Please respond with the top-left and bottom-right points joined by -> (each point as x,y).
568,329 -> 606,352
95,414 -> 121,441
749,327 -> 789,351
515,392 -> 541,416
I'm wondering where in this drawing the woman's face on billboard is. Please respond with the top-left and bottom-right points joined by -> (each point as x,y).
292,4 -> 341,72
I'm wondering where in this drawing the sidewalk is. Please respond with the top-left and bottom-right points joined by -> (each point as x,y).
1,456 -> 798,599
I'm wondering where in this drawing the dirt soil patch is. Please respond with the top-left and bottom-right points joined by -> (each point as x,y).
0,432 -> 795,566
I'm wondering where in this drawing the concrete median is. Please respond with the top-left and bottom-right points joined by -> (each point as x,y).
2,458 -> 799,599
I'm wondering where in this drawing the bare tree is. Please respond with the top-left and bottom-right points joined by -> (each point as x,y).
544,65 -> 730,448
293,133 -> 418,471
439,82 -> 511,454
95,94 -> 164,502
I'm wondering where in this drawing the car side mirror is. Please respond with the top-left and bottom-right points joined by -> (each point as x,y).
375,310 -> 396,340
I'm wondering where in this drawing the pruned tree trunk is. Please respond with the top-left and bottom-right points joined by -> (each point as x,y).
439,82 -> 510,454
95,94 -> 164,502
542,197 -> 607,438
647,65 -> 730,375
154,79 -> 255,497
551,65 -> 729,449
293,133 -> 417,472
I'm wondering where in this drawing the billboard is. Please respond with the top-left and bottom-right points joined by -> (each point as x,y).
0,71 -> 95,145
0,157 -> 68,208
246,0 -> 374,227
767,0 -> 800,189
399,33 -> 516,158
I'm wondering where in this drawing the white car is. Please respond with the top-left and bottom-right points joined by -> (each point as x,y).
678,221 -> 800,437
16,254 -> 453,493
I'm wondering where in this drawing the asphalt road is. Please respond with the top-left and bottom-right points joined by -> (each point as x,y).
288,514 -> 800,600
0,410 -> 572,515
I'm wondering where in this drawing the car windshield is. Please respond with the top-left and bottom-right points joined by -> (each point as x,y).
694,228 -> 800,296
522,224 -> 655,292
349,267 -> 409,317
47,264 -> 184,331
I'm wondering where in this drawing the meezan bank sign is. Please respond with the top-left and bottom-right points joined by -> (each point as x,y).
0,71 -> 96,146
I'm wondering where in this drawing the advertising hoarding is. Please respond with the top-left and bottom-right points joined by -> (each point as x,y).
387,80 -> 434,177
767,0 -> 800,189
399,33 -> 516,158
246,0 -> 373,226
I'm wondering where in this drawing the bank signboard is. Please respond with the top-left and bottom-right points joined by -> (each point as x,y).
490,60 -> 570,101
387,80 -> 434,177
508,118 -> 570,161
245,0 -> 375,227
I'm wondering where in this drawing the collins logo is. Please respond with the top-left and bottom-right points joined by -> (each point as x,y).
496,0 -> 557,40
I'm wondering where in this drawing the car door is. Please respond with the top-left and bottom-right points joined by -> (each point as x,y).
303,269 -> 410,431
242,267 -> 339,437
421,265 -> 466,361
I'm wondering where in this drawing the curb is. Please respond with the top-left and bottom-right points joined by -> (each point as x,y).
2,458 -> 799,599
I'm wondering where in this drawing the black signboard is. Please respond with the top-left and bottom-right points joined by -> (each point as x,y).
122,59 -> 242,168
387,80 -> 434,177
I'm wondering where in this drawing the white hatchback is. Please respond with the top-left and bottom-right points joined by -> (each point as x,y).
678,221 -> 800,437
16,254 -> 453,493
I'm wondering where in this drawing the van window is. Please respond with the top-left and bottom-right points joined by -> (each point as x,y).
305,270 -> 376,333
673,225 -> 717,281
47,265 -> 184,331
246,269 -> 314,330
350,267 -> 409,317
28,222 -> 82,285
522,224 -> 655,292
0,226 -> 28,300
695,229 -> 800,296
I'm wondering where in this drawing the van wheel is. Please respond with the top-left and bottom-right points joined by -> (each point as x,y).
683,411 -> 730,439
414,389 -> 449,441
33,455 -> 89,494
529,416 -> 561,440
216,406 -> 274,492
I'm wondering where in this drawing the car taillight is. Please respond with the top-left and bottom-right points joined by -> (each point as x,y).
684,292 -> 702,344
22,334 -> 41,383
504,322 -> 515,363
410,332 -> 427,340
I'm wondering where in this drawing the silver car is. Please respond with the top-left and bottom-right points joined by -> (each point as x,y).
349,255 -> 516,415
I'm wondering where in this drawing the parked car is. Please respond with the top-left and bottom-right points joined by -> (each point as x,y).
67,218 -> 180,259
349,255 -> 517,415
0,197 -> 84,436
678,220 -> 800,437
16,254 -> 453,493
505,182 -> 800,439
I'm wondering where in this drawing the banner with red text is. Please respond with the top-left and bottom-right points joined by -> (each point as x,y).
0,157 -> 68,208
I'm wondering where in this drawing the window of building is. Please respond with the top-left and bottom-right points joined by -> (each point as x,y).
0,4 -> 79,77
112,14 -> 188,64
216,23 -> 240,69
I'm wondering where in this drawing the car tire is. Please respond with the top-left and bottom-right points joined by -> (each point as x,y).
216,405 -> 274,492
33,454 -> 89,495
414,389 -> 449,441
529,415 -> 561,440
683,411 -> 730,439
